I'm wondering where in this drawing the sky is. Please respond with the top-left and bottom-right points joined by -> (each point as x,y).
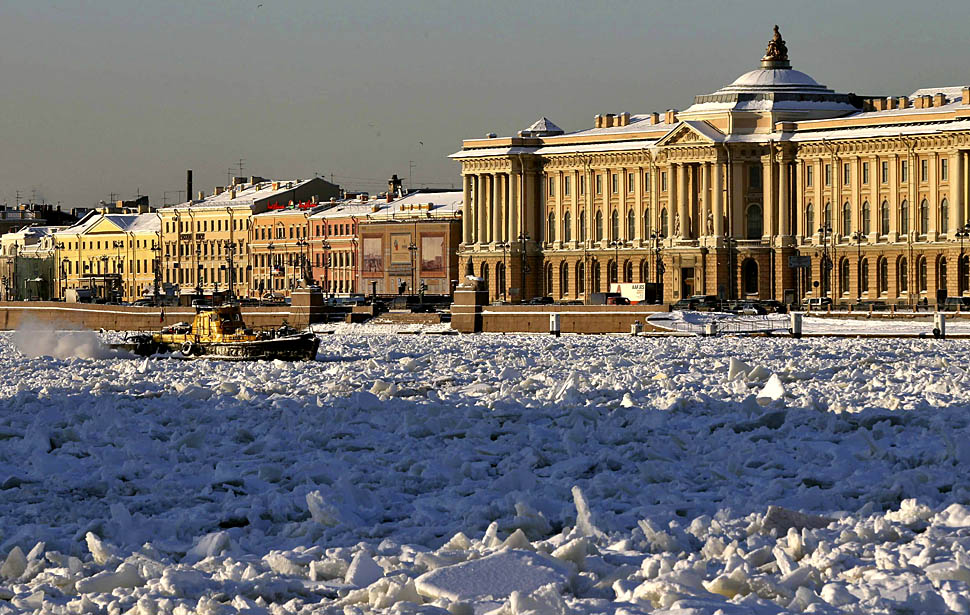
2,0 -> 970,210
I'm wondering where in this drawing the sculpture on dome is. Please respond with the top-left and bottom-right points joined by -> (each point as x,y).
762,25 -> 788,61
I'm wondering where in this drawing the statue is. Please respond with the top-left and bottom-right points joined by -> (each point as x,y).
763,25 -> 788,61
465,256 -> 474,278
673,214 -> 681,237
706,213 -> 714,236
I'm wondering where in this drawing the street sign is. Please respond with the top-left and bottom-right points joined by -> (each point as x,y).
788,255 -> 811,269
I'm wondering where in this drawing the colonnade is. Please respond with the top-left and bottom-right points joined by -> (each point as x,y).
462,170 -> 537,246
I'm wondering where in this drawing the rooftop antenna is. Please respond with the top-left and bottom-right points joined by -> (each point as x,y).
236,158 -> 246,178
15,190 -> 21,205
409,160 -> 416,193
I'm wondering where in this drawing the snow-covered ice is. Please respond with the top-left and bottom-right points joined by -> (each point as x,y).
1,325 -> 970,614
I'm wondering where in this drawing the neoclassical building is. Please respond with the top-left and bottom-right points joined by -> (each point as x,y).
451,27 -> 970,306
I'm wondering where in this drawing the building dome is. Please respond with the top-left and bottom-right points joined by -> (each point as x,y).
715,67 -> 830,95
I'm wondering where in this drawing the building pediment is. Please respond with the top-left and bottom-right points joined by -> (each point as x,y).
85,218 -> 126,235
655,121 -> 724,147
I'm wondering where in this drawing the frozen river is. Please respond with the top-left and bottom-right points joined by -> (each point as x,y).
1,325 -> 969,614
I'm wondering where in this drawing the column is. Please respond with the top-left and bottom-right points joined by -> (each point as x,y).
700,162 -> 710,237
462,175 -> 472,244
795,160 -> 804,238
712,162 -> 724,237
571,170 -> 579,244
524,171 -> 536,240
953,150 -> 965,230
889,154 -> 899,237
476,175 -> 486,245
762,158 -> 774,241
634,166 -> 643,241
509,172 -> 520,242
494,173 -> 505,243
778,158 -> 790,239
484,174 -> 494,244
732,161 -> 744,237
678,163 -> 689,238
929,153 -> 938,237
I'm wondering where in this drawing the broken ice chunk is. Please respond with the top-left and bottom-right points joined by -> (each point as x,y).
756,374 -> 786,405
414,550 -> 572,602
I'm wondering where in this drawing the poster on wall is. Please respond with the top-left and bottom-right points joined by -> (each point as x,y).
420,235 -> 444,273
390,233 -> 412,264
361,237 -> 383,273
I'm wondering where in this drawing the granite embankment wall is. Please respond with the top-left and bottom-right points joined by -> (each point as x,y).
0,302 -> 317,331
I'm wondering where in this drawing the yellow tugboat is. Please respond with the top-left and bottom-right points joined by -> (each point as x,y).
127,302 -> 320,361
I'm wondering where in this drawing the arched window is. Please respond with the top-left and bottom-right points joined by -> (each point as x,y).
611,210 -> 620,240
741,258 -> 759,296
746,203 -> 763,239
880,201 -> 890,236
560,261 -> 569,296
938,256 -> 947,292
496,262 -> 506,300
608,259 -> 618,284
839,258 -> 850,295
918,256 -> 927,293
898,257 -> 908,293
627,210 -> 636,240
961,255 -> 970,295
660,209 -> 669,237
623,260 -> 633,283
640,259 -> 648,284
563,211 -> 572,243
579,211 -> 587,241
577,261 -> 585,295
900,200 -> 909,235
860,258 -> 869,295
823,202 -> 832,231
805,204 -> 814,237
481,262 -> 489,296
595,211 -> 604,241
547,212 -> 555,242
878,257 -> 889,294
941,198 -> 949,234
591,259 -> 601,291
545,263 -> 553,295
841,202 -> 852,236
642,210 -> 651,239
862,201 -> 871,235
919,199 -> 929,235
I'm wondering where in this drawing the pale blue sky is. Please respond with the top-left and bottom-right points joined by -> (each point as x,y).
2,0 -> 969,208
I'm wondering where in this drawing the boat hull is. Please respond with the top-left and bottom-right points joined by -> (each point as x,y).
130,332 -> 321,361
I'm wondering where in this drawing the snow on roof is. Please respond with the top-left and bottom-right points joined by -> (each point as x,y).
60,212 -> 159,235
519,117 -> 564,136
909,86 -> 964,101
309,200 -> 386,219
365,191 -> 463,221
168,178 -> 318,210
790,118 -> 970,143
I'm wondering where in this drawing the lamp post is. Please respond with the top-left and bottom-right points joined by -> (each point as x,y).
650,231 -> 666,303
957,224 -> 970,295
608,239 -> 626,286
851,230 -> 865,302
223,239 -> 237,301
266,242 -> 274,298
517,232 -> 530,300
54,241 -> 65,300
194,245 -> 203,300
495,240 -> 509,301
319,239 -> 331,298
407,237 -> 418,298
817,224 -> 833,302
296,239 -> 309,287
112,240 -> 124,301
61,258 -> 69,300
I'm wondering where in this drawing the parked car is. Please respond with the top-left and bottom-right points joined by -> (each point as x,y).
606,296 -> 630,305
527,296 -> 554,305
672,295 -> 719,311
131,299 -> 155,307
942,296 -> 970,312
758,299 -> 787,314
737,301 -> 767,315
807,297 -> 833,309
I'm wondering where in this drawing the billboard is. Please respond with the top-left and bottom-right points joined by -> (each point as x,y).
361,237 -> 383,274
420,235 -> 444,274
390,233 -> 412,264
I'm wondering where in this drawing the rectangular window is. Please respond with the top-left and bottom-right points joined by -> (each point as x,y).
644,171 -> 651,187
596,174 -> 603,195
941,158 -> 949,181
901,160 -> 908,183
749,165 -> 761,189
921,159 -> 928,182
862,162 -> 869,185
806,165 -> 813,187
843,163 -> 850,185
611,173 -> 618,194
825,164 -> 832,186
564,176 -> 571,196
661,172 -> 667,192
580,176 -> 586,195
881,161 -> 888,184
548,176 -> 555,197
627,173 -> 634,193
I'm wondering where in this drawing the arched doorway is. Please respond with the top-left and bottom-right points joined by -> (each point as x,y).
496,262 -> 506,301
741,258 -> 759,296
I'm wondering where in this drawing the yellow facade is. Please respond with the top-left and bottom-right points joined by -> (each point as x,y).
54,212 -> 161,302
452,27 -> 970,307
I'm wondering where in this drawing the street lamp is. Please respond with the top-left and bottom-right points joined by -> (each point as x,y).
517,232 -> 530,300
319,239 -> 331,297
650,231 -> 666,303
407,237 -> 418,298
296,239 -> 309,287
194,245 -> 203,300
817,224 -> 833,302
223,239 -> 237,301
61,258 -> 69,300
851,230 -> 865,302
608,239 -> 627,286
151,240 -> 161,306
494,240 -> 510,301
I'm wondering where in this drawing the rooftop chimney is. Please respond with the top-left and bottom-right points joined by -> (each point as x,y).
897,97 -> 909,109
214,186 -> 224,195
934,92 -> 946,107
665,109 -> 678,125
187,170 -> 193,203
649,112 -> 660,125
388,174 -> 404,199
198,190 -> 205,200
963,87 -> 970,105
885,97 -> 896,110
